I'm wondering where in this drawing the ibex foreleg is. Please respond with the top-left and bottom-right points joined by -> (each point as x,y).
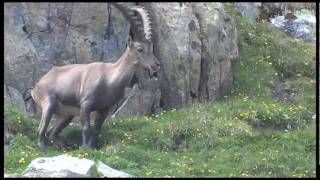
79,101 -> 92,149
88,111 -> 108,148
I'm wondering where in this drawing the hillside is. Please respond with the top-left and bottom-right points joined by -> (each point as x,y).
4,4 -> 316,177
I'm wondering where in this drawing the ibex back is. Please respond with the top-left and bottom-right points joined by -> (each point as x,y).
30,3 -> 160,150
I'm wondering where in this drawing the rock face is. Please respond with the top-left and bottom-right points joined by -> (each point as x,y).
234,2 -> 262,21
147,3 -> 238,108
4,2 -> 239,116
234,3 -> 316,42
4,85 -> 27,114
234,2 -> 284,21
97,161 -> 134,177
23,155 -> 95,177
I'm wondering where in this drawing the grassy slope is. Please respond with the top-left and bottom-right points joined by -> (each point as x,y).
4,4 -> 316,177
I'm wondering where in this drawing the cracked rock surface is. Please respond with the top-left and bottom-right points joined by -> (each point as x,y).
4,3 -> 239,115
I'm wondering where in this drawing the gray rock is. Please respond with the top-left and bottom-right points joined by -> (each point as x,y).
194,3 -> 239,102
149,3 -> 238,107
116,79 -> 161,116
23,155 -> 95,177
149,3 -> 202,108
4,3 -> 37,94
234,2 -> 262,21
234,3 -> 285,21
97,161 -> 134,178
270,9 -> 316,41
4,3 -> 239,116
4,85 -> 8,97
5,85 -> 27,113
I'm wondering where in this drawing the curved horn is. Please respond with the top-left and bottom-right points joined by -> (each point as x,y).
110,3 -> 146,41
131,6 -> 152,41
110,3 -> 152,42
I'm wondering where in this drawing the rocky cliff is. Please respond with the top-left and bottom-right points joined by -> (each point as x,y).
4,2 -> 239,116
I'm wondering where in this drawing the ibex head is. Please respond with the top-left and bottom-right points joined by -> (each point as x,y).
112,3 -> 160,87
126,36 -> 160,78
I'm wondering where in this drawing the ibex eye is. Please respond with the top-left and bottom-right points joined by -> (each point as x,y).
137,48 -> 143,52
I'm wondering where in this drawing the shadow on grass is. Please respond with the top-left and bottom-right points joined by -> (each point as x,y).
61,126 -> 113,150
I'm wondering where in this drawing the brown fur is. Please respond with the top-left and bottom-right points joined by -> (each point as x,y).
32,40 -> 160,149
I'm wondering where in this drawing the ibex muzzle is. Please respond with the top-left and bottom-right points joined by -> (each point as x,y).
131,40 -> 160,88
29,3 -> 160,150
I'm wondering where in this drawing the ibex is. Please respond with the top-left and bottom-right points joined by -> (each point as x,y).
29,3 -> 160,150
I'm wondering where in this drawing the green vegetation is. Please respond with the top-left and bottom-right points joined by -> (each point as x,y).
4,4 -> 316,178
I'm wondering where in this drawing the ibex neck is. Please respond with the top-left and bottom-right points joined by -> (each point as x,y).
109,48 -> 136,86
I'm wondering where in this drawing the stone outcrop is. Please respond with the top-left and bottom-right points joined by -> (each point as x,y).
11,155 -> 134,178
270,9 -> 316,42
4,2 -> 239,116
234,3 -> 316,41
4,85 -> 27,114
97,161 -> 134,177
234,2 -> 262,21
234,2 -> 285,21
145,3 -> 238,109
23,155 -> 95,177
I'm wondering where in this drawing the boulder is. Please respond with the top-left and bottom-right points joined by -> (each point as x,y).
97,161 -> 134,178
6,156 -> 135,178
23,155 -> 95,177
270,9 -> 316,41
145,2 -> 239,108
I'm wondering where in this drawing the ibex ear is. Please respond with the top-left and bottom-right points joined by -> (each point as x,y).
127,36 -> 133,48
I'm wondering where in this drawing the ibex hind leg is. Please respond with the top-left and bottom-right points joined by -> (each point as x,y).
48,116 -> 73,149
37,98 -> 56,150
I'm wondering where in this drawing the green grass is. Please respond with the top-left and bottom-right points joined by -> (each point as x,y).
4,97 -> 316,177
4,4 -> 316,178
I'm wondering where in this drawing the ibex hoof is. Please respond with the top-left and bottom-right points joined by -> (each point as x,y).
38,141 -> 48,151
51,138 -> 66,149
88,138 -> 98,149
80,144 -> 93,150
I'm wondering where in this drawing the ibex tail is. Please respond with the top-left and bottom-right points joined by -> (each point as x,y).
23,87 -> 37,115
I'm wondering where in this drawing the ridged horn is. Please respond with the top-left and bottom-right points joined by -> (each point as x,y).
130,6 -> 152,41
110,3 -> 151,42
